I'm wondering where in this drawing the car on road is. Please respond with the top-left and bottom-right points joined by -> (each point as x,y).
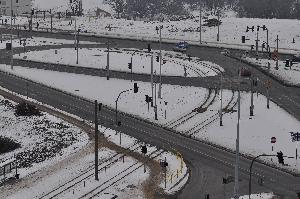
240,68 -> 252,77
173,41 -> 189,52
221,49 -> 230,56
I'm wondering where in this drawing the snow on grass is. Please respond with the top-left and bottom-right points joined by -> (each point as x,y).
0,36 -> 99,50
242,56 -> 300,86
3,15 -> 300,53
99,125 -> 189,194
0,95 -> 89,178
0,64 -> 209,125
14,48 -> 222,77
5,147 -> 148,199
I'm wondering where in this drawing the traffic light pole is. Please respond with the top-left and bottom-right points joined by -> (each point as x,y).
151,55 -> 154,107
130,57 -> 133,82
249,154 -> 276,199
250,78 -> 254,116
255,30 -> 259,60
94,100 -> 99,181
76,29 -> 79,64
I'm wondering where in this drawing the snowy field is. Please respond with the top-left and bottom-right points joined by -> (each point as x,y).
0,65 -> 299,173
0,95 -> 89,179
1,14 -> 300,54
242,56 -> 300,86
14,48 -> 223,77
0,36 -> 99,50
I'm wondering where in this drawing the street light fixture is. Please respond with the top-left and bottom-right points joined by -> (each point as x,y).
115,83 -> 139,125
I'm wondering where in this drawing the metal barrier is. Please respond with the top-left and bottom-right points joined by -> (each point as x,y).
0,158 -> 18,184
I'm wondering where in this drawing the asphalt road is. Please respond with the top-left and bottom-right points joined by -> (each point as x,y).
0,28 -> 300,198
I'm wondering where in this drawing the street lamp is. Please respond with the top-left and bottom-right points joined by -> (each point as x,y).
115,83 -> 139,125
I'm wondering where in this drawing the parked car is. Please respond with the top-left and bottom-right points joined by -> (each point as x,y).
173,41 -> 188,52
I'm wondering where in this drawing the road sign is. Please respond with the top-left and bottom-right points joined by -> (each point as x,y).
271,137 -> 276,143
290,132 -> 300,142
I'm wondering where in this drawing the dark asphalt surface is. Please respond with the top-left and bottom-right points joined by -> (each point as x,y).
0,28 -> 299,198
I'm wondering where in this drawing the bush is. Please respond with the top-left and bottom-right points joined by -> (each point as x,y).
15,101 -> 41,116
0,136 -> 20,154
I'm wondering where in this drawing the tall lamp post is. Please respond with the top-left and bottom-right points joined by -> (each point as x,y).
248,154 -> 277,199
115,83 -> 139,125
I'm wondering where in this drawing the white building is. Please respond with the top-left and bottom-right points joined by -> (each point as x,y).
0,0 -> 32,16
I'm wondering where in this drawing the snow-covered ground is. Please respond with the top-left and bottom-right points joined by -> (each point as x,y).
0,64 -> 299,173
14,48 -> 223,77
2,14 -> 300,54
232,193 -> 274,199
0,87 -> 187,198
0,36 -> 99,50
242,56 -> 300,86
0,95 -> 89,179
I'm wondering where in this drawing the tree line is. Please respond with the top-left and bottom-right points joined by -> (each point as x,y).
110,0 -> 300,19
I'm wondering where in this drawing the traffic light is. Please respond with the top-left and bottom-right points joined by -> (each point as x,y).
285,59 -> 290,67
188,55 -> 191,62
242,36 -> 246,43
134,83 -> 138,93
262,25 -> 267,31
31,9 -> 34,15
149,97 -> 152,103
262,43 -> 265,49
163,59 -> 167,64
141,145 -> 147,154
147,44 -> 151,52
156,56 -> 159,62
98,103 -> 102,111
145,95 -> 149,103
128,62 -> 132,69
277,151 -> 284,165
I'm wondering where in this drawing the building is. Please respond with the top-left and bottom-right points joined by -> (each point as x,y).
0,0 -> 32,16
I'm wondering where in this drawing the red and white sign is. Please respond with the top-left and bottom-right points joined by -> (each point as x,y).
271,137 -> 276,143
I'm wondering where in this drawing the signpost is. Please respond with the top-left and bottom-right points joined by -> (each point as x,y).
290,132 -> 300,161
271,136 -> 276,161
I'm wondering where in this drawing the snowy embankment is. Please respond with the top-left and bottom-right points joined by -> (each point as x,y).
0,95 -> 89,178
14,48 -> 223,77
0,64 -> 299,174
1,14 -> 300,54
242,56 -> 300,86
232,193 -> 274,199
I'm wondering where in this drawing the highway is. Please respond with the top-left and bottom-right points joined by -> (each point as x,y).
0,28 -> 299,198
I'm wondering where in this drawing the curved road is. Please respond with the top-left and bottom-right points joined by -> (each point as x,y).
0,28 -> 299,198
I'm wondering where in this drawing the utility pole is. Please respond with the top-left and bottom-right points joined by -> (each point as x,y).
250,78 -> 254,116
233,70 -> 241,199
275,35 -> 279,70
158,26 -> 162,99
76,29 -> 79,64
199,4 -> 202,44
50,9 -> 53,33
217,11 -> 220,42
154,71 -> 158,120
130,56 -> 133,82
10,0 -> 13,70
151,55 -> 154,107
220,73 -> 223,126
94,100 -> 99,181
107,41 -> 110,80
255,28 -> 259,60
